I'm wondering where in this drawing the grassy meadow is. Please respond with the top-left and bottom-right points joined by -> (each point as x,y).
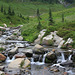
0,1 -> 75,48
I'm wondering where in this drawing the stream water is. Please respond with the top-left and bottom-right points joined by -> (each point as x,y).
0,27 -> 75,75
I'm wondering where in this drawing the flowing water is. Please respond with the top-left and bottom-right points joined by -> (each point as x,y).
0,27 -> 75,75
31,53 -> 47,65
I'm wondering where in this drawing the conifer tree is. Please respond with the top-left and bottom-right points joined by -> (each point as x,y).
37,8 -> 41,30
11,9 -> 15,15
37,8 -> 41,21
49,8 -> 54,25
1,5 -> 3,12
62,13 -> 64,22
8,6 -> 12,15
4,9 -> 6,15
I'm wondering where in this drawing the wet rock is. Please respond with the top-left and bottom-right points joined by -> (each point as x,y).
33,54 -> 39,62
64,51 -> 73,59
7,34 -> 17,40
33,44 -> 43,49
15,53 -> 26,58
45,51 -> 57,63
0,71 -> 5,75
33,44 -> 45,54
0,53 -> 6,61
23,59 -> 30,69
18,48 -> 33,57
15,43 -> 25,47
8,47 -> 18,55
60,60 -> 73,66
0,66 -> 4,71
8,58 -> 24,69
18,36 -> 23,41
71,53 -> 75,62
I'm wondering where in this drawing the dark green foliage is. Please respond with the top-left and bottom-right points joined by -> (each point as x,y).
62,13 -> 64,22
11,9 -> 15,15
4,9 -> 6,15
0,48 -> 4,52
37,8 -> 42,30
20,60 -> 24,68
8,6 -> 12,15
37,21 -> 41,30
49,9 -> 54,25
1,5 -> 3,12
37,8 -> 41,21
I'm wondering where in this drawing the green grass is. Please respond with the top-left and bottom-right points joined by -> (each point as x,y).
0,1 -> 75,48
21,7 -> 75,48
0,1 -> 66,16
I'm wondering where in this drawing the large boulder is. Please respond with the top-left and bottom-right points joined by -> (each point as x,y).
33,44 -> 45,54
8,58 -> 30,69
23,59 -> 30,69
15,53 -> 26,58
18,48 -> 33,57
45,51 -> 57,63
8,47 -> 18,55
8,58 -> 24,69
33,44 -> 43,50
0,53 -> 6,61
42,34 -> 53,45
34,29 -> 46,44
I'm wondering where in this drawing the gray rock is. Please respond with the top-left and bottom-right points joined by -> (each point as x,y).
60,60 -> 73,66
0,71 -> 5,75
8,47 -> 18,55
18,36 -> 23,41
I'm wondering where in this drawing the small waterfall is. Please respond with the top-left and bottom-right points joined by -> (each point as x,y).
61,52 -> 66,63
31,53 -> 47,65
5,56 -> 15,63
42,53 -> 47,63
68,55 -> 72,60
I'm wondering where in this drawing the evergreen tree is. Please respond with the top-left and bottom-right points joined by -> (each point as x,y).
1,5 -> 3,12
4,9 -> 6,15
8,6 -> 12,15
37,20 -> 41,30
11,9 -> 15,15
37,8 -> 41,21
37,8 -> 41,30
49,8 -> 54,25
62,13 -> 64,22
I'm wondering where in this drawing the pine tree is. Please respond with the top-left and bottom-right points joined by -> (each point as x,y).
62,13 -> 64,22
11,9 -> 15,15
37,20 -> 41,30
1,5 -> 3,12
8,6 -> 12,15
37,8 -> 41,21
37,8 -> 41,30
49,8 -> 54,25
4,9 -> 6,15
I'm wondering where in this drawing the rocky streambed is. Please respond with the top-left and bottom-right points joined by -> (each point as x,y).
0,26 -> 75,75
